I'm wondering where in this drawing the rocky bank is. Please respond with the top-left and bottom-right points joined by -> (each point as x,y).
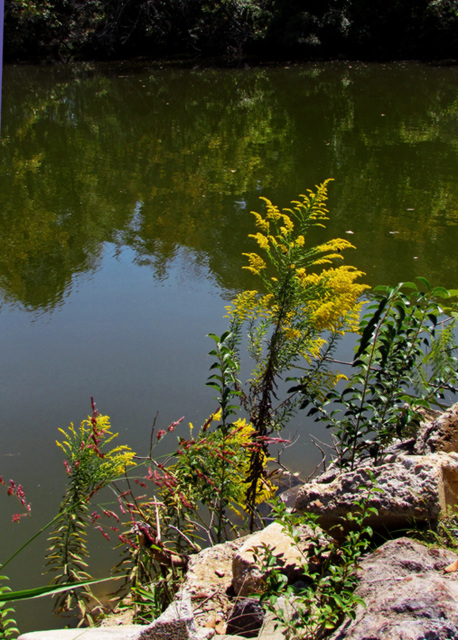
19,402 -> 458,640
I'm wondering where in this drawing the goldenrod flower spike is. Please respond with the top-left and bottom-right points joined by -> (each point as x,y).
242,252 -> 267,275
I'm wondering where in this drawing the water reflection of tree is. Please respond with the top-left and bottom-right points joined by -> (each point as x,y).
0,63 -> 457,312
270,63 -> 458,287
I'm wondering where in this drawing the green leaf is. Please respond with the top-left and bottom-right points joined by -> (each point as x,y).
400,281 -> 418,291
372,285 -> 391,295
0,576 -> 116,603
431,286 -> 450,298
416,277 -> 431,291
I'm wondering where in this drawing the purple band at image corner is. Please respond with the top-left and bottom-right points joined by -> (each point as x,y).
0,0 -> 4,134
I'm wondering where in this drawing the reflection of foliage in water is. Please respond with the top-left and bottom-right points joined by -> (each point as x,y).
0,62 -> 457,311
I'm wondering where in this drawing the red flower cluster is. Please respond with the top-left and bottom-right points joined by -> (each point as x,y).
1,477 -> 32,522
156,416 -> 184,440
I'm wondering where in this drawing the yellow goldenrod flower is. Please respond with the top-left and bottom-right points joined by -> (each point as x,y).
315,238 -> 356,254
252,211 -> 270,233
242,252 -> 267,275
281,213 -> 294,232
249,232 -> 270,251
283,327 -> 302,340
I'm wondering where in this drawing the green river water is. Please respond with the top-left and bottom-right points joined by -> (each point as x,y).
0,60 -> 457,632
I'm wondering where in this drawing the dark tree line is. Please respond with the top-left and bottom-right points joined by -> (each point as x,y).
4,0 -> 458,63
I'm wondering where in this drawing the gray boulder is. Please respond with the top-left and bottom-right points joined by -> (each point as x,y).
415,401 -> 458,454
330,537 -> 458,640
295,452 -> 458,532
232,521 -> 319,597
139,596 -> 212,640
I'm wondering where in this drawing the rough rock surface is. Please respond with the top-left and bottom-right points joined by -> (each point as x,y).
178,537 -> 248,634
139,596 -> 212,640
232,521 -> 316,597
330,537 -> 458,640
295,452 -> 458,531
415,402 -> 458,455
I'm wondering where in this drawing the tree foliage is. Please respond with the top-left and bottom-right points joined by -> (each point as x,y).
4,0 -> 458,62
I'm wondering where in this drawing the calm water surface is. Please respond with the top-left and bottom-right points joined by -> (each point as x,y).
0,60 -> 457,632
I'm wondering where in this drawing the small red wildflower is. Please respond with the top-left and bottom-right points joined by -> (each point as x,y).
117,496 -> 127,514
118,534 -> 139,550
167,416 -> 184,432
95,525 -> 110,541
179,493 -> 194,509
102,509 -> 120,521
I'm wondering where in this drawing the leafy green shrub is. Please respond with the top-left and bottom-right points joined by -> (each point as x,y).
257,481 -> 381,640
300,279 -> 458,468
0,578 -> 19,640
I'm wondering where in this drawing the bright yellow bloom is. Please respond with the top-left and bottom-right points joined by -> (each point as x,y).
259,197 -> 283,221
226,290 -> 275,322
307,266 -> 369,332
315,238 -> 356,254
281,213 -> 294,232
242,252 -> 267,275
231,418 -> 276,507
283,327 -> 302,341
252,211 -> 270,233
249,232 -> 270,250
56,414 -> 136,482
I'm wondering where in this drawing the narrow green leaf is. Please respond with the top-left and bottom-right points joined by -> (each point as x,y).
0,577 -> 116,603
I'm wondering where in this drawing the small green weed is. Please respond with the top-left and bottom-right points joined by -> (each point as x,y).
257,480 -> 381,640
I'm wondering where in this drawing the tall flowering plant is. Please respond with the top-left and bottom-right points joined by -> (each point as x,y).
224,180 -> 368,524
45,399 -> 135,620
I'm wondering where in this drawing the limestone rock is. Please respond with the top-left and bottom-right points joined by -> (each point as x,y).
330,537 -> 458,640
258,596 -> 297,640
295,452 -> 458,532
139,596 -> 212,640
232,521 -> 316,597
178,537 -> 247,633
415,401 -> 458,454
181,538 -> 247,599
